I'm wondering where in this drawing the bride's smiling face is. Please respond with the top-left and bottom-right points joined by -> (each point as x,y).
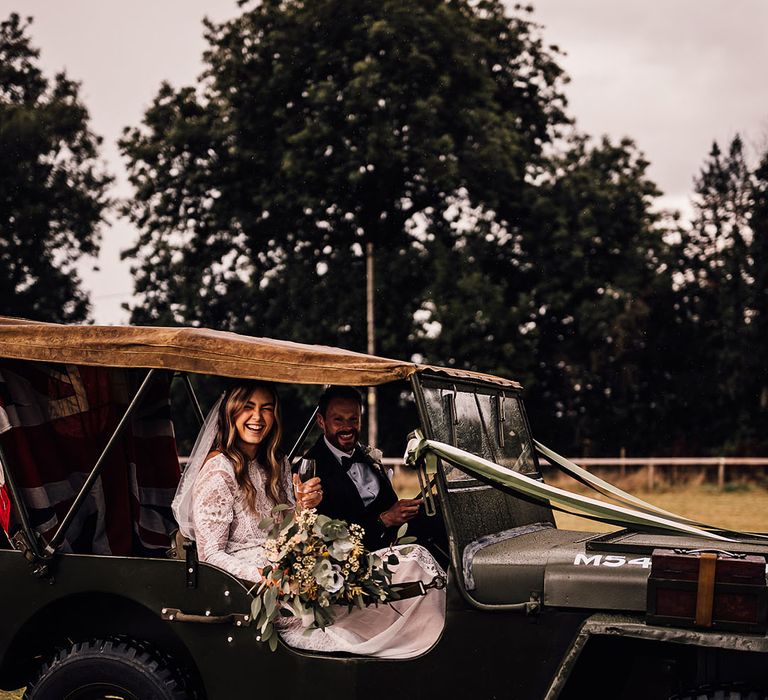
233,387 -> 276,457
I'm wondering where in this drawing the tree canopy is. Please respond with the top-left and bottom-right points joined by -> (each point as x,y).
120,0 -> 568,342
669,136 -> 768,453
0,13 -> 112,322
120,0 -> 768,457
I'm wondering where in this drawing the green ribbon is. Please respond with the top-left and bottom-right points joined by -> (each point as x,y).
404,431 -> 732,542
536,441 -> 768,541
535,440 -> 701,523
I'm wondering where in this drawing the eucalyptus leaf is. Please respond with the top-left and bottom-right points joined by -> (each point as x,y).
264,587 -> 277,617
396,524 -> 408,540
280,514 -> 295,532
268,633 -> 278,652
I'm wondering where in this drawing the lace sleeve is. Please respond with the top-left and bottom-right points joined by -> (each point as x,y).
191,459 -> 262,583
281,456 -> 295,506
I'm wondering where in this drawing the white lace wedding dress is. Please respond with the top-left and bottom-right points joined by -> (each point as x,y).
191,453 -> 446,658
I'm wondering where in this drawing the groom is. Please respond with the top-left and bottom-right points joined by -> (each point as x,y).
305,386 -> 423,550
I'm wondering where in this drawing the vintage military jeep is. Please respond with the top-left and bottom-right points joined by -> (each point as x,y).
0,316 -> 767,699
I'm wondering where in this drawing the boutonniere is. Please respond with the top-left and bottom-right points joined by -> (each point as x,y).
361,445 -> 383,466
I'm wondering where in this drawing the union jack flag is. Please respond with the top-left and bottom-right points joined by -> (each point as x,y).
0,361 -> 180,556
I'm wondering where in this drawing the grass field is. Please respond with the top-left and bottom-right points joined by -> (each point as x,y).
552,480 -> 768,532
2,481 -> 767,699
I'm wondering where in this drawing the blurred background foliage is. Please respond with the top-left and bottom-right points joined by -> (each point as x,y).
3,2 -> 768,457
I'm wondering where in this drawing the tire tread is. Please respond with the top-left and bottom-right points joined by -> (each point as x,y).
23,637 -> 188,700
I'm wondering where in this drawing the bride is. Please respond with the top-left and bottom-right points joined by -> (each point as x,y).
172,380 -> 445,658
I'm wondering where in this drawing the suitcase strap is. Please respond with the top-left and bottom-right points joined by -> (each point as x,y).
695,552 -> 718,626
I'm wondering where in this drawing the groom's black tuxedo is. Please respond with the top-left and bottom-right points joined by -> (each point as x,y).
305,437 -> 398,550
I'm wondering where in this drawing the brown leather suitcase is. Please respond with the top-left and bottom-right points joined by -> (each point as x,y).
646,548 -> 768,633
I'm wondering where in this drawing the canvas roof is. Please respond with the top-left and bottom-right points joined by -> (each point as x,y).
0,317 -> 521,389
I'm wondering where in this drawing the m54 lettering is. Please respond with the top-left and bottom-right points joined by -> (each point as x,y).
574,554 -> 651,569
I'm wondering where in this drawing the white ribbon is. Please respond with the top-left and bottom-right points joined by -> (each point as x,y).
404,431 -> 732,542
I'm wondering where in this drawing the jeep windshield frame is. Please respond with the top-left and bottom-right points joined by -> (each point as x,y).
410,371 -> 556,609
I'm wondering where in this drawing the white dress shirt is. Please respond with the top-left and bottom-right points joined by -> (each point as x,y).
323,436 -> 381,506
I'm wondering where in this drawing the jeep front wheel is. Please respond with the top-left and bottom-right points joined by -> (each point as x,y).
23,638 -> 186,700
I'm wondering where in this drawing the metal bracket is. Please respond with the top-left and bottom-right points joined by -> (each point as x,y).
495,394 -> 506,448
183,538 -> 198,589
443,389 -> 458,446
391,575 -> 446,600
525,590 -> 541,616
415,457 -> 437,517
11,530 -> 51,579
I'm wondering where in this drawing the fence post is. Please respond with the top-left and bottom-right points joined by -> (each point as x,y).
717,457 -> 725,491
647,462 -> 655,491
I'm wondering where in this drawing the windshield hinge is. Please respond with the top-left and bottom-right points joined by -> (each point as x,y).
11,530 -> 52,580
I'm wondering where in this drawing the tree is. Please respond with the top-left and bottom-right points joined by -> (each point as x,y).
420,135 -> 681,455
749,150 -> 768,421
744,148 -> 768,450
671,137 -> 759,452
522,137 -> 669,453
0,14 -> 112,322
120,0 -> 569,449
121,0 -> 568,335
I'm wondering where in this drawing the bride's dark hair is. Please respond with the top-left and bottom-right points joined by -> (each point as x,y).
215,381 -> 285,511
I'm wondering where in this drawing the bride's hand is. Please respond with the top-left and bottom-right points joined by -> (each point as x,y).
294,474 -> 323,510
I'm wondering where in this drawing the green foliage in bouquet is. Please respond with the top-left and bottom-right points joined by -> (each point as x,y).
250,506 -> 405,651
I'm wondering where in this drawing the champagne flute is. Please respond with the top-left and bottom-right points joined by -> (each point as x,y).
296,458 -> 316,483
295,458 -> 317,508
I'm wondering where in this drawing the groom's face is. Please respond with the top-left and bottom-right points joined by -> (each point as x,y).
318,398 -> 361,453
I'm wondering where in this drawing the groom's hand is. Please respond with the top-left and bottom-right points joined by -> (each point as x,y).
379,498 -> 422,528
294,475 -> 323,510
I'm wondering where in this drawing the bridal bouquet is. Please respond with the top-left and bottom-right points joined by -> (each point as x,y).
250,506 -> 406,651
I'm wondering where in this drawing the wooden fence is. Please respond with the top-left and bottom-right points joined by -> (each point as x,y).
185,456 -> 768,490
537,456 -> 768,490
382,456 -> 768,490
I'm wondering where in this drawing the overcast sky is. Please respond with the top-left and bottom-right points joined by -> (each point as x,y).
3,0 -> 767,324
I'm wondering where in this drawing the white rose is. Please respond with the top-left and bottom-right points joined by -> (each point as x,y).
329,538 -> 355,560
313,559 -> 345,593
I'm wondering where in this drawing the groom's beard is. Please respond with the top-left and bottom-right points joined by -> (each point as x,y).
328,428 -> 359,452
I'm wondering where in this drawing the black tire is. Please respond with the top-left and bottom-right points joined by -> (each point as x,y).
23,638 -> 187,700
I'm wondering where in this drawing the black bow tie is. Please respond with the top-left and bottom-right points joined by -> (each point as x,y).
340,448 -> 365,471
